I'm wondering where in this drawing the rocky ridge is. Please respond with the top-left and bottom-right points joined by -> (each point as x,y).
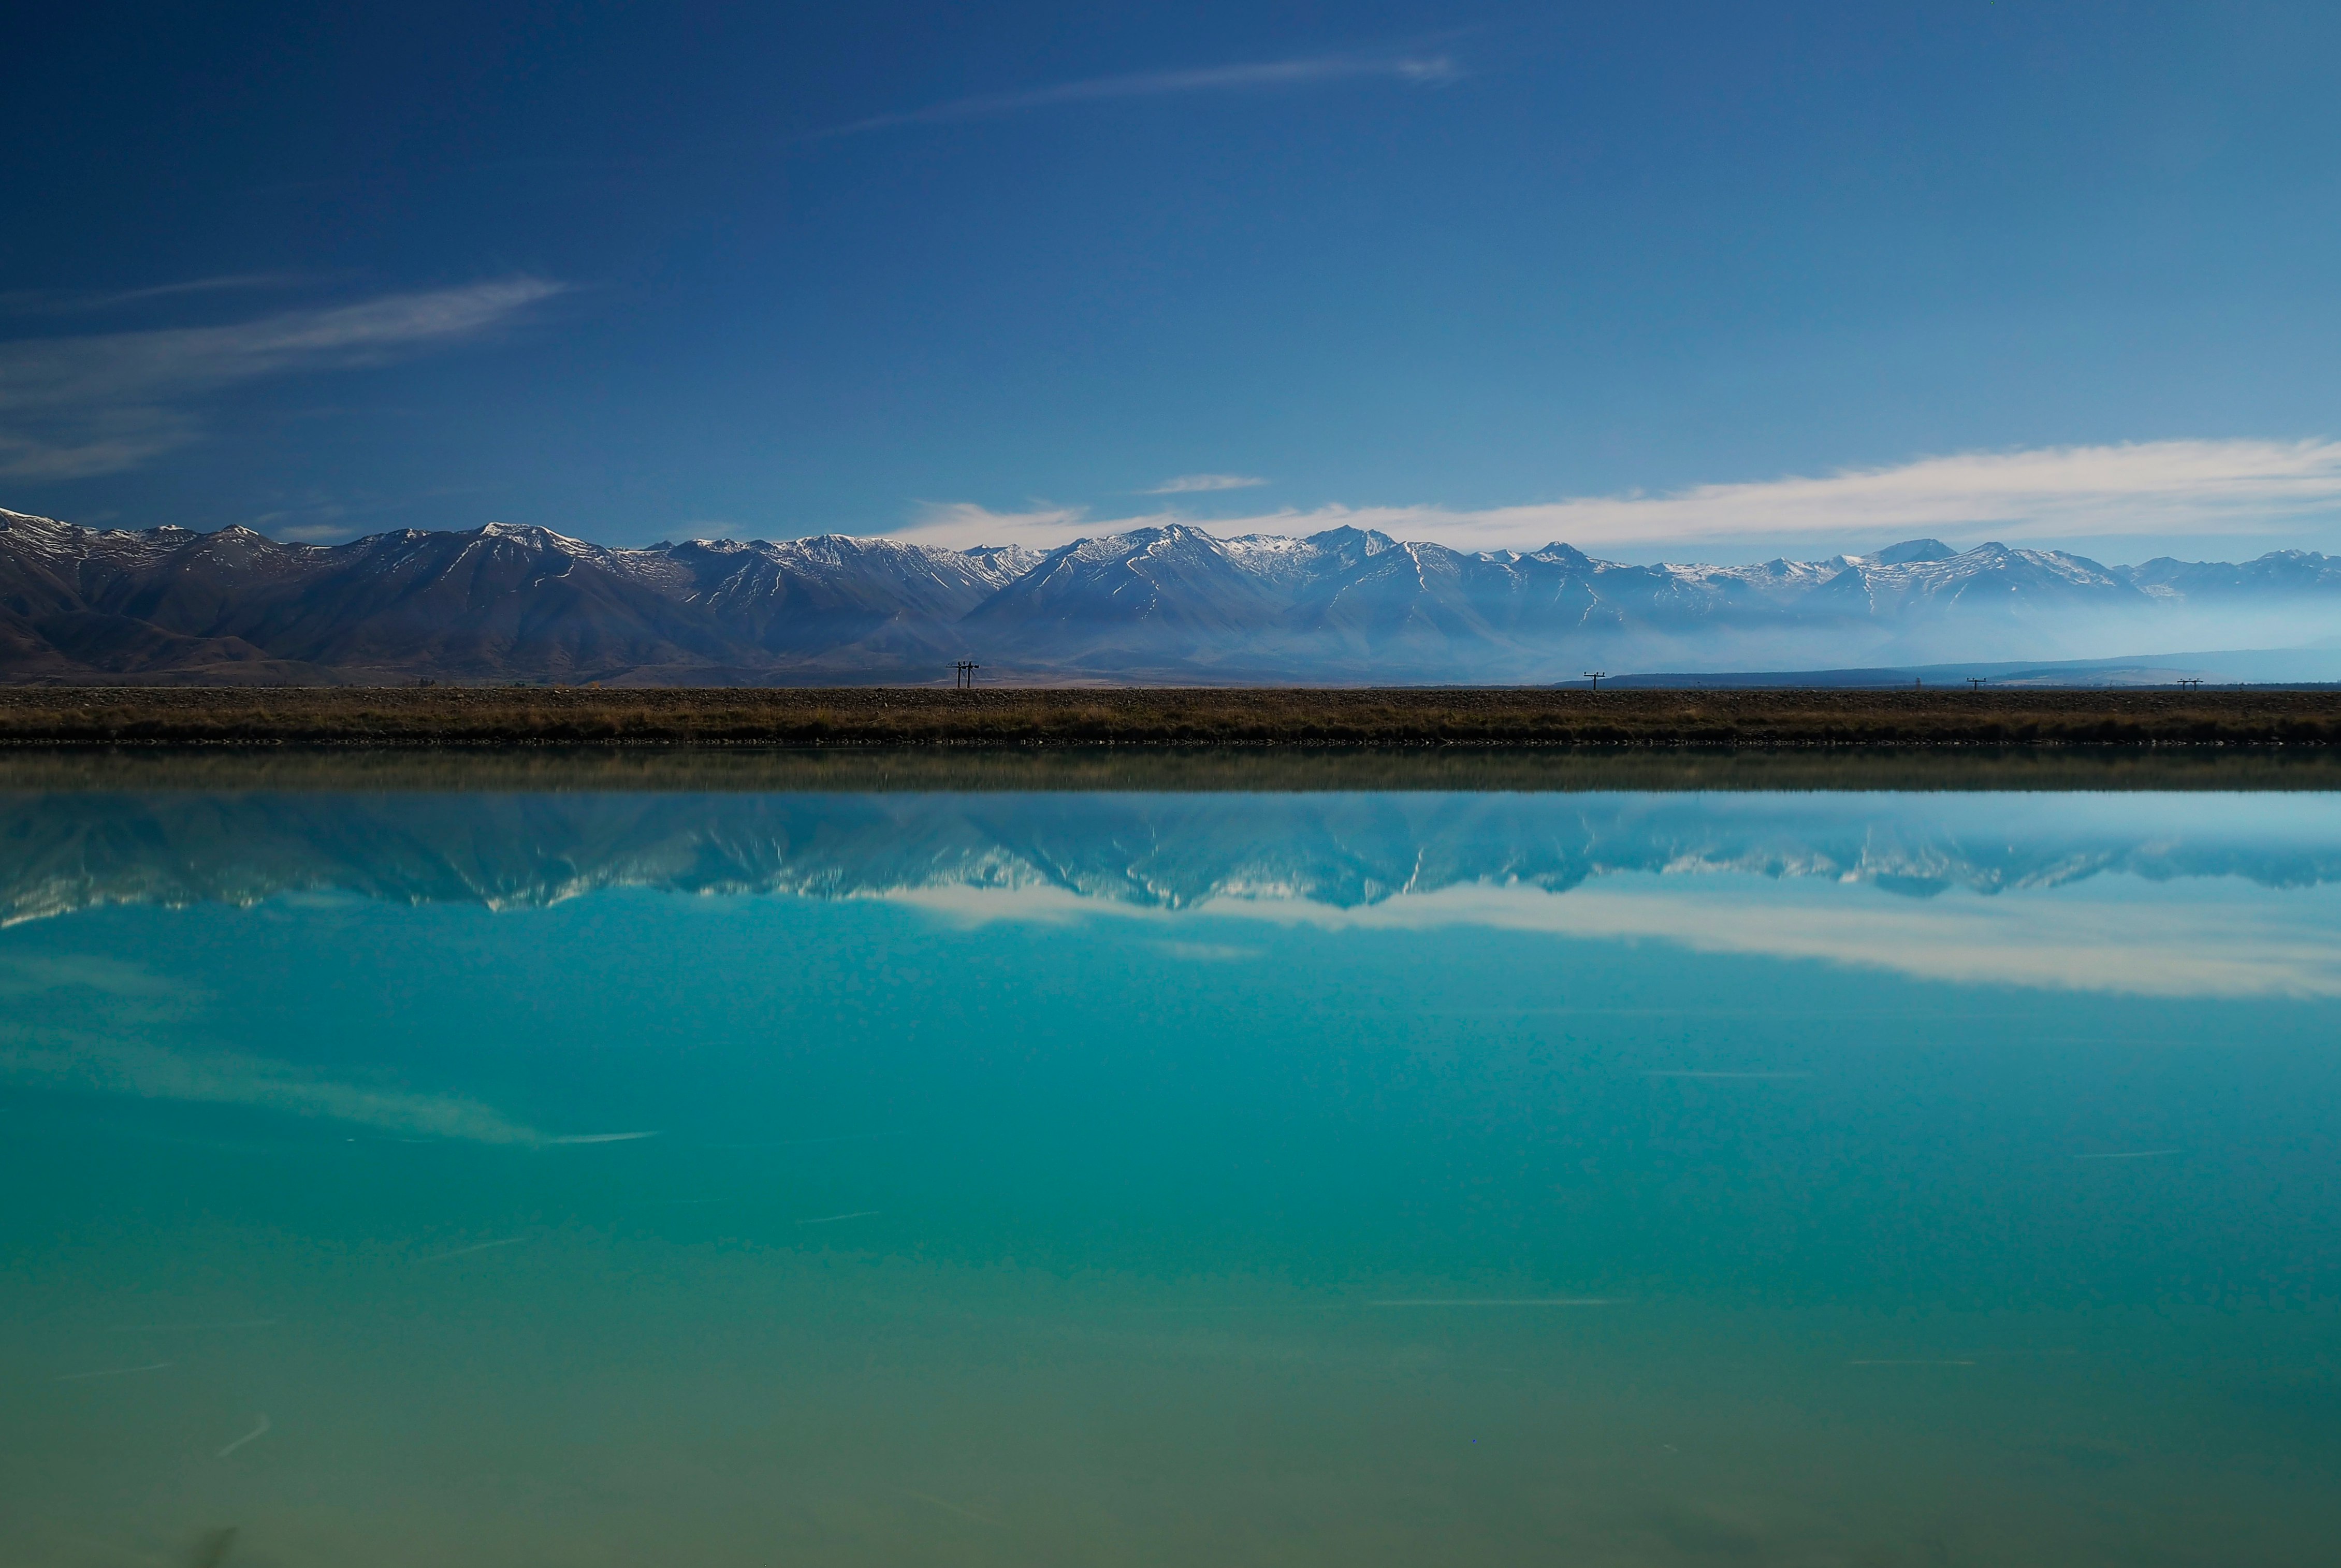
3,509 -> 2336,683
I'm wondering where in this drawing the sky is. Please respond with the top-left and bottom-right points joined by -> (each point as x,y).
4,1 -> 2340,565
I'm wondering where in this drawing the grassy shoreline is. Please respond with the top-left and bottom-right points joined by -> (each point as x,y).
2,685 -> 2339,748
4,744 -> 2338,794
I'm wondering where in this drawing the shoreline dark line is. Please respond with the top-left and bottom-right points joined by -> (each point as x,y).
4,739 -> 2339,793
4,736 -> 2339,748
4,688 -> 2341,747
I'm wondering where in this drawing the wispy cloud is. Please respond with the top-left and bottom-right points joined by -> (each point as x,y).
0,273 -> 318,317
0,278 -> 562,480
814,52 -> 1460,139
889,440 -> 2341,557
1146,473 -> 1268,494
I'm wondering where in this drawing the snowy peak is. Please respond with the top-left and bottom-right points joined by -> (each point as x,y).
0,510 -> 2336,682
1873,538 -> 1959,564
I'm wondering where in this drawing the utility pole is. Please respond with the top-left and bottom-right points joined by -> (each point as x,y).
1583,671 -> 1607,691
1967,677 -> 1985,691
952,661 -> 980,690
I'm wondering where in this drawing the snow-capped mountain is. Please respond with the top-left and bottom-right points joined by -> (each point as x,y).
3,507 -> 2335,683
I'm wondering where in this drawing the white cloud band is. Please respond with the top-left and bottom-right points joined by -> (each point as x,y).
891,439 -> 2341,556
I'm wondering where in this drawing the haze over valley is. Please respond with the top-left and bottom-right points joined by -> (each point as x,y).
6,507 -> 2336,685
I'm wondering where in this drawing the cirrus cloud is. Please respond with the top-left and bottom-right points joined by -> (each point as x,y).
1146,473 -> 1268,494
812,51 -> 1461,139
0,277 -> 564,480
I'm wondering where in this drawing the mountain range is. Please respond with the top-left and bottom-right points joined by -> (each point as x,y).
4,506 -> 2338,684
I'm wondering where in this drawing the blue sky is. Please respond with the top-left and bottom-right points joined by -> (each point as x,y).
4,1 -> 2339,562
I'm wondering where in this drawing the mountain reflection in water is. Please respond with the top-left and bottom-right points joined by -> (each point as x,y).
5,756 -> 2340,1566
7,781 -> 2339,918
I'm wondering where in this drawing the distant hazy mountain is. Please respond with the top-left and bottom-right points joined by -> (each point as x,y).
4,506 -> 2336,684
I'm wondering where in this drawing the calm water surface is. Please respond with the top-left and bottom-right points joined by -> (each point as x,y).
4,755 -> 2339,1565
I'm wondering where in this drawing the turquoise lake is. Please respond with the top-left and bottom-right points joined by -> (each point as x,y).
4,753 -> 2339,1566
